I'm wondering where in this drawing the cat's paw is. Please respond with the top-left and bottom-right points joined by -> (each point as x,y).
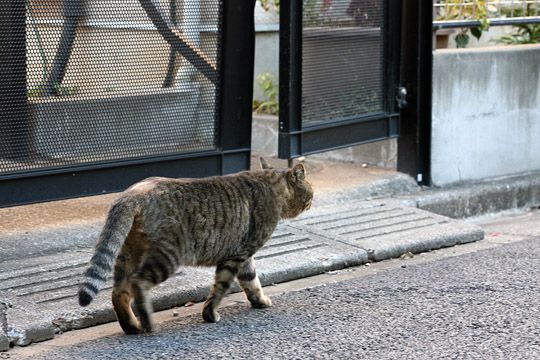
141,323 -> 154,333
202,305 -> 221,323
250,295 -> 272,309
121,322 -> 143,335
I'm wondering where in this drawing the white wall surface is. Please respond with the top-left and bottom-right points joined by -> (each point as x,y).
432,45 -> 540,186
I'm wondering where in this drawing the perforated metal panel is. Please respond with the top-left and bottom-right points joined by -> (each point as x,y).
279,0 -> 401,159
1,0 -> 222,175
302,0 -> 386,126
0,0 -> 256,206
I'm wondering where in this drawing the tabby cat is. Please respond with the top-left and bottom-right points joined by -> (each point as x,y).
78,161 -> 313,334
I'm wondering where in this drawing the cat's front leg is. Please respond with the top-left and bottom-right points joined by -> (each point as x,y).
237,257 -> 272,309
203,258 -> 245,323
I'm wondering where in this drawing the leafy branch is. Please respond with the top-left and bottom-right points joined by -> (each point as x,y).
259,0 -> 280,12
496,5 -> 540,45
253,73 -> 279,115
436,0 -> 492,48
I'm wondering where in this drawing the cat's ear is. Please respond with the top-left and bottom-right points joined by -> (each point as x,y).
260,157 -> 273,170
290,163 -> 306,182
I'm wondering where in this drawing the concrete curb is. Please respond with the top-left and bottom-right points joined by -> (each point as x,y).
410,173 -> 540,219
0,301 -> 9,351
314,173 -> 420,207
316,172 -> 540,220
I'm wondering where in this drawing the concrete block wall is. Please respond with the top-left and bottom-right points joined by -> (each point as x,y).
432,45 -> 540,186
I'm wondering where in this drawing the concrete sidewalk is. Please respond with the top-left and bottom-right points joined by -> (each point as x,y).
0,156 -> 538,350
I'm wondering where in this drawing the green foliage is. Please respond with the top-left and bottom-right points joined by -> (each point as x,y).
253,73 -> 279,115
497,24 -> 540,44
28,82 -> 79,98
436,0 -> 492,48
496,6 -> 540,45
259,0 -> 280,12
54,83 -> 79,97
455,32 -> 470,47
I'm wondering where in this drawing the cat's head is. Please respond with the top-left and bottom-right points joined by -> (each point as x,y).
282,163 -> 313,218
259,157 -> 313,218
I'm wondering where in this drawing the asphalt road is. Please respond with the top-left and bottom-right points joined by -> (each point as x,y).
11,210 -> 540,360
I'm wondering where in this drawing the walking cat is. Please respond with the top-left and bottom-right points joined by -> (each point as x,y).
78,161 -> 313,334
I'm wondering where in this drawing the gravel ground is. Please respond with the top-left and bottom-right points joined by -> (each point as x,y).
26,236 -> 540,360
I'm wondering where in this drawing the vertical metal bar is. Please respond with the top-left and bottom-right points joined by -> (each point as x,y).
163,0 -> 202,88
386,0 -> 404,141
163,0 -> 179,88
288,0 -> 302,135
177,0 -> 202,85
0,0 -> 30,160
218,0 -> 256,173
278,0 -> 302,159
385,0 -> 403,116
278,0 -> 292,136
397,0 -> 433,186
45,0 -> 85,96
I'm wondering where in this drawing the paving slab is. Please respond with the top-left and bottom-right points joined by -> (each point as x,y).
288,202 -> 485,261
0,201 -> 483,348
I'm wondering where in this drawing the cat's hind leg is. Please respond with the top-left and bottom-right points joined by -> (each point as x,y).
203,258 -> 245,323
131,278 -> 154,333
132,246 -> 177,332
112,254 -> 142,335
237,257 -> 272,309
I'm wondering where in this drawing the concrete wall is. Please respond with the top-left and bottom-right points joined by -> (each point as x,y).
253,4 -> 279,101
432,45 -> 540,186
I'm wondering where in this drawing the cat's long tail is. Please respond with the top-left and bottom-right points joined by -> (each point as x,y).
78,199 -> 137,307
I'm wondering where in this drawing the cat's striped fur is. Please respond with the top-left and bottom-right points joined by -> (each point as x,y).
78,162 -> 313,334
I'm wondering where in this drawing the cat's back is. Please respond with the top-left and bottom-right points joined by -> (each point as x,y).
126,171 -> 281,198
123,171 -> 285,220
118,172 -> 285,254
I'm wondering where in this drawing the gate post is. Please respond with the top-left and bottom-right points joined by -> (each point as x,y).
397,0 -> 433,185
0,0 -> 30,160
218,0 -> 256,173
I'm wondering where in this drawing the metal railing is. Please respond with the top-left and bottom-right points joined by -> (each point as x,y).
433,0 -> 540,29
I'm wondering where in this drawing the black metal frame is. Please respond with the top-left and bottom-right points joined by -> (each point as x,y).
278,0 -> 403,159
397,0 -> 433,186
434,16 -> 540,30
0,0 -> 256,207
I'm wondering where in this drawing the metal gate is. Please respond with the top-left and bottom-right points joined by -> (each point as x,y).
0,0 -> 256,207
279,0 -> 403,160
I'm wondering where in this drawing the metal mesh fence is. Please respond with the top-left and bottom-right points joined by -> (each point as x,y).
301,0 -> 386,127
1,0 -> 222,176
